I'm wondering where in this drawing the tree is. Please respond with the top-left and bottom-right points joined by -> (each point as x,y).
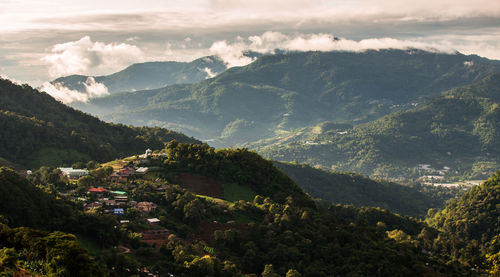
286,269 -> 302,277
86,161 -> 99,170
77,175 -> 96,189
0,248 -> 18,269
262,264 -> 279,277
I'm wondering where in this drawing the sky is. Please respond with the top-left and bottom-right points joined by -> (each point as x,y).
1,0 -> 500,87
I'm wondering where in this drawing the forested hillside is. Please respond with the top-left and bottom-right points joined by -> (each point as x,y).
257,74 -> 500,178
77,49 -> 498,145
0,78 -> 200,169
427,171 -> 500,242
0,152 -> 468,276
425,171 -> 500,275
54,55 -> 226,96
0,141 -> 495,276
275,162 -> 463,218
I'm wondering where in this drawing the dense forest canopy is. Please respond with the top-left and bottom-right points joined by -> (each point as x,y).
256,74 -> 500,179
0,78 -> 200,169
77,49 -> 499,146
275,161 -> 464,218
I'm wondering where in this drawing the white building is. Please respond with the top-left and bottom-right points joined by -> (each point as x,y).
58,167 -> 89,179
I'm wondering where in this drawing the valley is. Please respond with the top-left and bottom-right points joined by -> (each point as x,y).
1,35 -> 499,277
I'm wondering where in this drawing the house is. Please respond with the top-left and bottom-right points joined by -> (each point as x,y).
136,201 -> 157,213
145,148 -> 153,157
147,218 -> 160,225
88,187 -> 108,197
135,159 -> 151,166
84,202 -> 102,211
114,195 -> 129,203
108,165 -> 136,183
417,175 -> 446,184
88,187 -> 108,193
112,208 -> 125,215
59,167 -> 89,179
135,167 -> 149,175
104,199 -> 117,206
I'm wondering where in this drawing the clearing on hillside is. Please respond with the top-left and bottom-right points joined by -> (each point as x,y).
176,173 -> 224,198
223,182 -> 256,202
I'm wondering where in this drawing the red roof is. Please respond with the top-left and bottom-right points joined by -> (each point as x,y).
88,187 -> 107,193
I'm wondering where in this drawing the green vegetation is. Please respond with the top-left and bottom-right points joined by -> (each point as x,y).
79,49 -> 498,147
0,78 -> 200,169
1,143 -> 498,276
223,182 -> 256,202
0,167 -> 72,229
55,55 -> 226,96
160,141 -> 314,207
275,162 -> 464,218
425,171 -> 500,273
427,171 -> 500,242
257,74 -> 500,179
0,224 -> 104,276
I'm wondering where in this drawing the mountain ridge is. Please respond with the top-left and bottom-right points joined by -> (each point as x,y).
75,49 -> 500,147
256,73 -> 500,178
53,55 -> 226,96
0,78 -> 200,169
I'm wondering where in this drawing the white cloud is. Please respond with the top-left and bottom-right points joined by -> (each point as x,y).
83,77 -> 109,97
209,32 -> 461,67
43,36 -> 144,77
39,76 -> 109,104
39,82 -> 89,103
202,67 -> 217,78
209,41 -> 255,67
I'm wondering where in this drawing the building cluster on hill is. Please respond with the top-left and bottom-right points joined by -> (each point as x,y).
64,149 -> 170,246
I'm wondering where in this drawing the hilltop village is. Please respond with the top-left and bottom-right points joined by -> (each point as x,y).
55,149 -> 173,248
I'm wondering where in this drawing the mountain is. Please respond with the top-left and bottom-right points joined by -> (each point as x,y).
274,162 -> 462,218
0,167 -> 73,228
76,49 -> 499,146
53,55 -> 226,96
0,142 -> 476,276
0,78 -> 200,169
66,143 -> 468,276
425,171 -> 500,273
255,74 -> 500,179
426,171 -> 500,242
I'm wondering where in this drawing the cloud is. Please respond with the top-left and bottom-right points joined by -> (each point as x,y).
83,77 -> 109,97
40,82 -> 89,103
43,36 -> 144,77
209,41 -> 255,67
209,32 -> 460,67
202,67 -> 217,78
39,76 -> 109,103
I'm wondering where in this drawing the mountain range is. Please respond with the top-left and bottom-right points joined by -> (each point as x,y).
256,74 -> 500,178
66,49 -> 500,178
53,55 -> 226,96
1,48 -> 499,274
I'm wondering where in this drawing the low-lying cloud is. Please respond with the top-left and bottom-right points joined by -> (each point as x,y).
209,32 -> 459,67
43,36 -> 144,77
83,77 -> 109,97
39,82 -> 88,103
40,76 -> 109,104
202,67 -> 217,78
